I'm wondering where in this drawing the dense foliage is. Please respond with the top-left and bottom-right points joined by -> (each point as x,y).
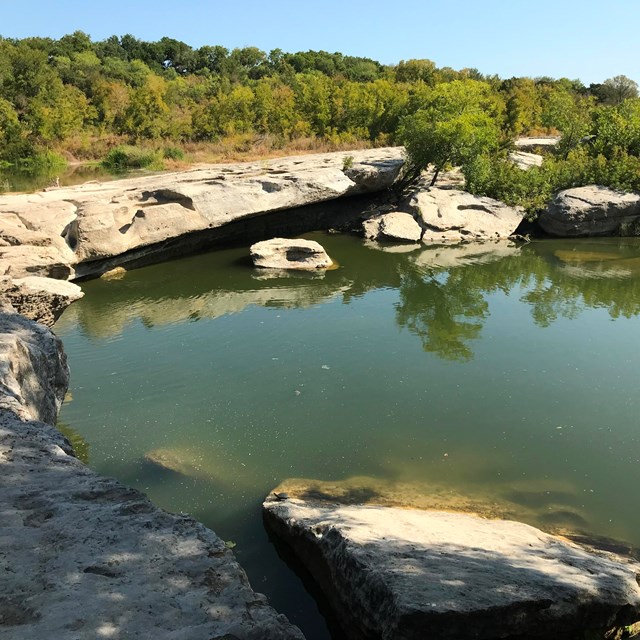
1,31 -> 639,212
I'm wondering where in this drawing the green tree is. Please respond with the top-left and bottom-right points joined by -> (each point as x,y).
397,80 -> 503,187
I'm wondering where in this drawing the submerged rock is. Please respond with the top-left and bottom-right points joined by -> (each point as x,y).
0,309 -> 304,640
264,492 -> 640,640
405,188 -> 524,243
362,211 -> 422,243
538,186 -> 640,237
250,238 -> 333,270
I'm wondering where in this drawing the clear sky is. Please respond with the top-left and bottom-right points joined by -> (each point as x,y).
2,0 -> 638,85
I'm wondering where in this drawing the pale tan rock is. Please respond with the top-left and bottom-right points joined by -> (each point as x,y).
250,238 -> 333,270
100,266 -> 127,280
0,276 -> 83,326
363,211 -> 422,243
539,186 -> 640,237
0,148 -> 403,279
405,188 -> 524,243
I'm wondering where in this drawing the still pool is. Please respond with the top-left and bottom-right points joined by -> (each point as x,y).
55,233 -> 640,639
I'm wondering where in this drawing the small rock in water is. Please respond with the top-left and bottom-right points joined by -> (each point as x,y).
100,266 -> 127,281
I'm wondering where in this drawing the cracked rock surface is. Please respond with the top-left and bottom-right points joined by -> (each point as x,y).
404,187 -> 524,243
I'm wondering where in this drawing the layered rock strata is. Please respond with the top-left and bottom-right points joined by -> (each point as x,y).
0,310 -> 304,640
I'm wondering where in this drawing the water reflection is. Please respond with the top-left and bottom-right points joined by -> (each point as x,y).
59,237 -> 640,363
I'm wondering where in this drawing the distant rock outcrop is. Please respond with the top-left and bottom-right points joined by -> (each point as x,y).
538,186 -> 640,237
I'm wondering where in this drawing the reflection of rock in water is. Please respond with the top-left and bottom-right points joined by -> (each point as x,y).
65,282 -> 352,339
412,240 -> 521,271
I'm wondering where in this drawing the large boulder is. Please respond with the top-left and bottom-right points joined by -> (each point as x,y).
0,148 -> 403,279
363,212 -> 422,243
264,493 -> 640,640
538,186 -> 640,237
0,311 -> 304,640
405,188 -> 524,243
250,238 -> 333,270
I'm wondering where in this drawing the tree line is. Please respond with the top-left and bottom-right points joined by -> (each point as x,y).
1,31 -> 639,213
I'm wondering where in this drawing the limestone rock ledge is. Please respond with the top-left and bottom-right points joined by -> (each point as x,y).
0,148 -> 403,280
263,494 -> 640,640
0,311 -> 304,640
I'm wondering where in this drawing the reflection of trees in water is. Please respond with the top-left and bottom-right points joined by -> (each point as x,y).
394,240 -> 640,361
395,270 -> 488,362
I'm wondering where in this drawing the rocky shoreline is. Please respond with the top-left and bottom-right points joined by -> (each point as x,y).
2,149 -> 640,639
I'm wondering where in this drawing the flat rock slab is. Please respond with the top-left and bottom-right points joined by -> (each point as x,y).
538,186 -> 640,237
264,496 -> 640,640
250,238 -> 333,270
0,312 -> 304,640
404,188 -> 524,243
0,148 -> 403,279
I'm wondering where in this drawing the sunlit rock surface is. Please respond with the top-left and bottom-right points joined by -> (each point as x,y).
539,186 -> 640,237
264,488 -> 640,640
0,148 -> 403,279
404,188 -> 524,243
363,211 -> 423,243
0,310 -> 304,640
250,237 -> 333,270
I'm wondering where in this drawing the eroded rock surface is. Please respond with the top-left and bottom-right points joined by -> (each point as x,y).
0,148 -> 403,279
250,238 -> 333,270
539,186 -> 640,237
405,188 -> 524,243
0,311 -> 304,640
363,211 -> 422,243
0,276 -> 83,326
264,493 -> 640,640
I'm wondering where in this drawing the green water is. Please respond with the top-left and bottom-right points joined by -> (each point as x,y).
55,234 -> 640,639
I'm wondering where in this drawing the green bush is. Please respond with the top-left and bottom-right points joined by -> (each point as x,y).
162,146 -> 184,160
101,146 -> 164,171
463,148 -> 640,219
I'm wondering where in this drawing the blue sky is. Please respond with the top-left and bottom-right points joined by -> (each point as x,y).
2,0 -> 638,85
